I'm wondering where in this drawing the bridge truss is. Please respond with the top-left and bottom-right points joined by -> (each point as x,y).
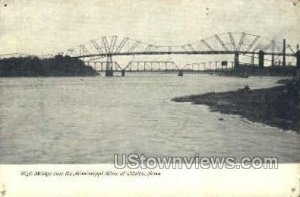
2,32 -> 297,74
61,32 -> 298,73
65,32 -> 297,56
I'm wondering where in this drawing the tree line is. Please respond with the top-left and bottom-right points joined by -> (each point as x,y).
0,55 -> 98,77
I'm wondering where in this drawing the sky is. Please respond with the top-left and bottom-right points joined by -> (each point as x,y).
0,0 -> 300,55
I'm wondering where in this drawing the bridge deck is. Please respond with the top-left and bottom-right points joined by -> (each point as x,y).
74,50 -> 296,59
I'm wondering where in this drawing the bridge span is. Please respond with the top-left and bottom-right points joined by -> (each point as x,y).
62,32 -> 300,76
90,60 -> 234,73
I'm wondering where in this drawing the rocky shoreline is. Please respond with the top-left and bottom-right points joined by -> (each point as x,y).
172,79 -> 300,133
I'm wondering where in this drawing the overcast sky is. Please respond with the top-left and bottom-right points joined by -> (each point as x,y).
0,0 -> 299,54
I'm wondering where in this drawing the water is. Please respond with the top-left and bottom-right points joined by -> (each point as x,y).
0,73 -> 299,163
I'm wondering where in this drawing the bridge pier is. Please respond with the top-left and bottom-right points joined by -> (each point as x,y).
105,69 -> 114,77
296,51 -> 300,68
296,50 -> 300,70
251,52 -> 255,65
121,69 -> 125,77
178,70 -> 183,76
221,61 -> 228,70
234,53 -> 239,68
105,55 -> 114,77
282,39 -> 286,67
259,50 -> 264,68
296,51 -> 300,80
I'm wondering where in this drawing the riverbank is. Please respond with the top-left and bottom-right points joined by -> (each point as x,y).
0,55 -> 98,77
172,79 -> 300,133
201,64 -> 297,77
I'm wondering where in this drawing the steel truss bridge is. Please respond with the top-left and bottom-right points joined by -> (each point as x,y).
2,32 -> 298,76
90,60 -> 234,72
63,32 -> 299,76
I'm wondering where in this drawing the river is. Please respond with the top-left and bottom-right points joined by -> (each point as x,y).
0,73 -> 299,163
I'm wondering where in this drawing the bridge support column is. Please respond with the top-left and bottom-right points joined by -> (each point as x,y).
259,50 -> 264,68
296,51 -> 300,80
234,53 -> 239,69
283,39 -> 286,67
105,55 -> 114,77
121,69 -> 125,77
251,52 -> 255,66
178,70 -> 183,77
295,51 -> 300,68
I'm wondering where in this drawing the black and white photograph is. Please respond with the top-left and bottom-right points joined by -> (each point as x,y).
0,0 -> 299,196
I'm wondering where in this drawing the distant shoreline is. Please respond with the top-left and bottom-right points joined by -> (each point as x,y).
172,79 -> 300,133
0,55 -> 99,77
200,64 -> 297,77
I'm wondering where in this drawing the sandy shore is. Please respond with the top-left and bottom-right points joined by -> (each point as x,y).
172,79 -> 300,133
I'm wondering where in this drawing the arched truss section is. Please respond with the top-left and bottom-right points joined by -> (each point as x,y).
62,32 -> 299,64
